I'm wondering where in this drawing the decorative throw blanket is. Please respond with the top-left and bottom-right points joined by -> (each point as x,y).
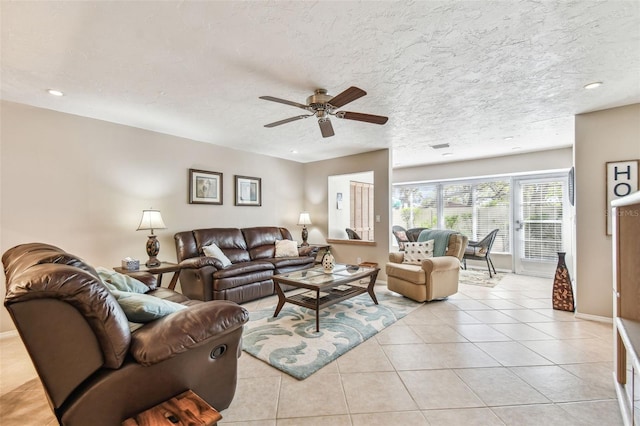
417,229 -> 456,257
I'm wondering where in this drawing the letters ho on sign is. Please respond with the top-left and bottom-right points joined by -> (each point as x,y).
606,160 -> 639,235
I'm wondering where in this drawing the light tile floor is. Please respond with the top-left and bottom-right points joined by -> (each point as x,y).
0,273 -> 623,425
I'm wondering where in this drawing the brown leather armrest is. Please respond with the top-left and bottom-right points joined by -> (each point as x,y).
179,256 -> 223,270
129,300 -> 249,366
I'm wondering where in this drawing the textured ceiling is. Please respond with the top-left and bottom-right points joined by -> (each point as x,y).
2,1 -> 639,167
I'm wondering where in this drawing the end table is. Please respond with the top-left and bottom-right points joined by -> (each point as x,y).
122,390 -> 221,426
113,261 -> 181,290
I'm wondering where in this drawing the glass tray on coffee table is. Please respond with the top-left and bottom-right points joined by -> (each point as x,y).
272,263 -> 380,332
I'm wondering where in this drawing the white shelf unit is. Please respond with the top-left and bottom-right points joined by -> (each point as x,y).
613,191 -> 640,425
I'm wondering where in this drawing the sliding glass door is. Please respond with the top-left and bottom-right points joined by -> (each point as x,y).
513,176 -> 570,277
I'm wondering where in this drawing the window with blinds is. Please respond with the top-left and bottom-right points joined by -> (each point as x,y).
392,184 -> 438,230
350,181 -> 374,241
519,181 -> 563,260
393,179 -> 511,253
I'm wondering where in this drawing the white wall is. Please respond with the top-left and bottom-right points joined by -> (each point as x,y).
575,103 -> 640,319
327,171 -> 373,239
393,147 -> 573,183
304,149 -> 391,280
0,101 -> 306,332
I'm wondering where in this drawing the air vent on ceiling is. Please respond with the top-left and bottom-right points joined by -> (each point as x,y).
430,143 -> 450,150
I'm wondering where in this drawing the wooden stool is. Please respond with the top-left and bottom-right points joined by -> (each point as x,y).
122,390 -> 222,426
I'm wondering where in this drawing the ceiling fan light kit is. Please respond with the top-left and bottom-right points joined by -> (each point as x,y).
260,86 -> 388,138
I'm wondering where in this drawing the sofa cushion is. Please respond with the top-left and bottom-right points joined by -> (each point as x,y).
213,269 -> 275,291
96,267 -> 150,294
202,243 -> 232,267
243,227 -> 289,260
111,290 -> 187,323
403,241 -> 434,265
193,228 -> 250,263
385,262 -> 427,284
212,260 -> 274,279
147,287 -> 191,304
275,239 -> 299,258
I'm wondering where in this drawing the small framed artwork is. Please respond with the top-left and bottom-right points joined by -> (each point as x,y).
606,159 -> 639,235
189,169 -> 223,205
235,175 -> 262,206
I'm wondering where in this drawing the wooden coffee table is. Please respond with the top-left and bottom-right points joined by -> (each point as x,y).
272,264 -> 380,332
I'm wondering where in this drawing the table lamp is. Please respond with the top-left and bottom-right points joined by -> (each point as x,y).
136,209 -> 167,267
298,212 -> 312,246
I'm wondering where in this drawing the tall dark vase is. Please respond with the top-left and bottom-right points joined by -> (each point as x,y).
552,252 -> 575,312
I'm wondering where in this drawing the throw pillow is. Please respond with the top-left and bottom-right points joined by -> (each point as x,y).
96,267 -> 149,294
202,243 -> 232,268
275,239 -> 299,258
111,290 -> 187,323
402,240 -> 434,265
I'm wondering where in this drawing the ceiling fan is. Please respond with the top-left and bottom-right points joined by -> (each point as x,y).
259,86 -> 388,138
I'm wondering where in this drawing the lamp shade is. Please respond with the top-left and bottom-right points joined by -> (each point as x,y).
136,209 -> 167,233
297,212 -> 312,226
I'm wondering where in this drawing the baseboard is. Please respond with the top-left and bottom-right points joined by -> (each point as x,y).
0,330 -> 19,340
574,311 -> 613,323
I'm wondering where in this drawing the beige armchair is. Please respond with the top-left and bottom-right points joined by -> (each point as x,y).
385,232 -> 468,302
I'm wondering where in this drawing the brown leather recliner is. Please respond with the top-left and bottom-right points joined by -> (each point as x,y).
3,243 -> 249,426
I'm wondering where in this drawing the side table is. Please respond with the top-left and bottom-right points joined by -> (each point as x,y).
114,261 -> 182,290
122,390 -> 221,426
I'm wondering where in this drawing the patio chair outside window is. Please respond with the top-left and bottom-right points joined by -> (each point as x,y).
345,228 -> 362,240
392,225 -> 409,250
463,228 -> 499,277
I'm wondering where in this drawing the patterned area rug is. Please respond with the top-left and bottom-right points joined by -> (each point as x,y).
242,292 -> 422,380
459,269 -> 504,287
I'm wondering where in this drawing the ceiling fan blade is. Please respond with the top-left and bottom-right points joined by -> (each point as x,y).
318,119 -> 335,138
264,115 -> 313,128
335,111 -> 389,125
327,86 -> 366,108
259,96 -> 309,110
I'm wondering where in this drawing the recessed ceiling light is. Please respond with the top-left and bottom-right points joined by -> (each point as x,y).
442,152 -> 454,157
47,89 -> 64,96
512,146 -> 521,150
430,143 -> 450,150
290,150 -> 298,154
584,81 -> 603,90
504,136 -> 514,141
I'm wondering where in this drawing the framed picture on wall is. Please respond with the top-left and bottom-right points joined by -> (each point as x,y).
606,160 -> 639,235
189,169 -> 223,205
235,175 -> 262,206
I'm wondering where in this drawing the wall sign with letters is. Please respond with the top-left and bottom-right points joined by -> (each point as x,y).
606,160 -> 639,235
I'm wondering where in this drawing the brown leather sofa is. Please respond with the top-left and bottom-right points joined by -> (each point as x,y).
174,226 -> 315,303
3,243 -> 249,426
